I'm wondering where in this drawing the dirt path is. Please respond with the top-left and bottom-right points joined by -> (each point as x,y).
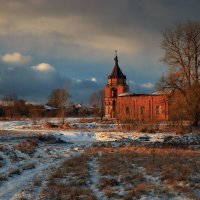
10,160 -> 63,200
87,157 -> 107,200
0,157 -> 68,200
0,163 -> 50,200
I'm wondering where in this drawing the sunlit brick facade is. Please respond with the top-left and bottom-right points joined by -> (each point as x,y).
105,54 -> 169,122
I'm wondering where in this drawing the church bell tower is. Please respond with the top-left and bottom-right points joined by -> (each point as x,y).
105,51 -> 129,118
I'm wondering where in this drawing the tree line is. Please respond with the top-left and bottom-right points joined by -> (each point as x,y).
0,88 -> 105,121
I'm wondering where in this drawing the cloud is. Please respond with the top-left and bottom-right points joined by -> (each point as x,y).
31,63 -> 55,72
0,67 -> 64,103
1,52 -> 32,65
0,0 -> 199,64
76,77 -> 98,83
0,0 -> 199,103
140,82 -> 154,89
69,78 -> 101,103
89,77 -> 97,82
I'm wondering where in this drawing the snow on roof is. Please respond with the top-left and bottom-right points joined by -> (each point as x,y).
74,104 -> 82,108
44,104 -> 57,110
152,90 -> 172,95
118,92 -> 130,97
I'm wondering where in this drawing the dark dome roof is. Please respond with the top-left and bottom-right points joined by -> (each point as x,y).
109,55 -> 126,79
109,65 -> 126,79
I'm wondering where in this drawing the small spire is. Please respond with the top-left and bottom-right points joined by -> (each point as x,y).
114,50 -> 118,65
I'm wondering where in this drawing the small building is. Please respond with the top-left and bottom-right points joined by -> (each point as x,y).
105,54 -> 169,122
0,100 -> 15,107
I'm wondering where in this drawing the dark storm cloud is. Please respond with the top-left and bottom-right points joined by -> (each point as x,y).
1,0 -> 199,60
0,63 -> 102,104
0,66 -> 63,101
0,0 -> 199,103
68,79 -> 103,104
2,0 -> 199,31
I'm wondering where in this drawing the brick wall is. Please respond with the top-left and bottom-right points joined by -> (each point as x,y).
116,95 -> 169,122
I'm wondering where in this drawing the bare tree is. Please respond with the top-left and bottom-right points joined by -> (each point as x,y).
89,93 -> 99,108
158,21 -> 200,126
30,105 -> 43,125
48,88 -> 70,124
89,89 -> 105,119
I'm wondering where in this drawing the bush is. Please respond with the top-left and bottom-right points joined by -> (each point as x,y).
14,139 -> 38,155
44,122 -> 59,129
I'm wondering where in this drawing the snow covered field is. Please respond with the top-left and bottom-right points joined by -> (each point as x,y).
0,118 -> 199,199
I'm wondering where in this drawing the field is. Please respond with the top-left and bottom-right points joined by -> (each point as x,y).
0,118 -> 199,200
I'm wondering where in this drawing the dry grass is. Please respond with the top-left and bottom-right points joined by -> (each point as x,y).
0,131 -> 30,136
78,118 -> 102,123
42,155 -> 97,200
126,183 -> 154,199
40,146 -> 200,199
77,118 -> 115,124
96,146 -> 200,199
13,138 -> 38,155
171,124 -> 193,135
44,122 -> 59,128
118,122 -> 158,133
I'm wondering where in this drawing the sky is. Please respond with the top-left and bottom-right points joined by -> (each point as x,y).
0,0 -> 199,104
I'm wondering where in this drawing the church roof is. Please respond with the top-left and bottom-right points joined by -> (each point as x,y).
109,54 -> 126,79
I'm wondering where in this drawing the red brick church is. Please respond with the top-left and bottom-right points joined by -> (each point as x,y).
105,53 -> 169,122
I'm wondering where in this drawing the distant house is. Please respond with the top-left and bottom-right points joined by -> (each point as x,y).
0,100 -> 15,107
73,104 -> 82,108
105,54 -> 169,122
0,94 -> 20,107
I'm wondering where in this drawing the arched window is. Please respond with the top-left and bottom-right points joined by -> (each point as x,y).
126,107 -> 130,115
111,88 -> 117,97
140,106 -> 145,115
156,105 -> 161,115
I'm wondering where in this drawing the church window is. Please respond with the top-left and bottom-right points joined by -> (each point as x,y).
111,88 -> 117,97
140,106 -> 145,115
126,107 -> 130,115
156,105 -> 161,115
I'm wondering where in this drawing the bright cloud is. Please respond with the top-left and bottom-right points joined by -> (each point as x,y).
31,63 -> 55,72
140,82 -> 154,89
89,77 -> 97,82
1,52 -> 32,65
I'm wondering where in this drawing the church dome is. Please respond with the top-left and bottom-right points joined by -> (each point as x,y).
108,53 -> 126,79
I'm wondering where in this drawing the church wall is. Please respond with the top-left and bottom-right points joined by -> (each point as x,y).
105,85 -> 128,98
104,54 -> 169,122
116,95 -> 168,122
105,84 -> 129,118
